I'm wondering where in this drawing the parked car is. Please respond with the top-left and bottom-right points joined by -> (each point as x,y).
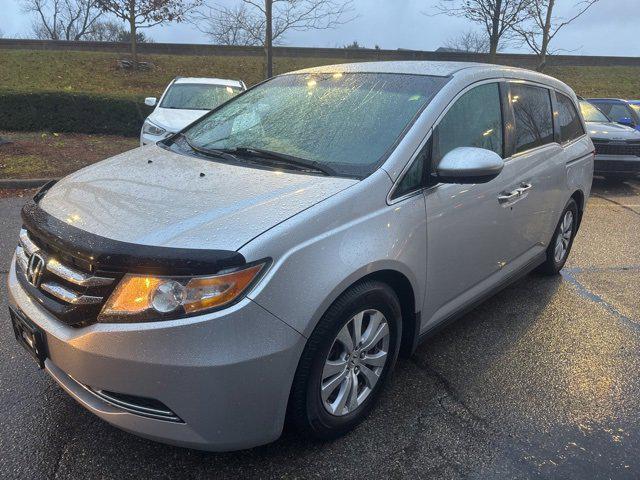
586,98 -> 640,131
9,61 -> 593,451
141,77 -> 246,146
579,99 -> 640,180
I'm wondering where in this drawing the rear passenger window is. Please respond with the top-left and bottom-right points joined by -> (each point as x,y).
511,84 -> 554,153
433,83 -> 503,164
556,93 -> 584,143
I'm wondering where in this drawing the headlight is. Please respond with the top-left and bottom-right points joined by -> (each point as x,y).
142,120 -> 166,136
97,262 -> 266,323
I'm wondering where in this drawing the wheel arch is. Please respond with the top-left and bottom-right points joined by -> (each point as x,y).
309,266 -> 421,359
570,189 -> 585,228
356,270 -> 420,357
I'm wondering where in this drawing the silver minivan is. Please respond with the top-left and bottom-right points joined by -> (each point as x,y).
8,61 -> 594,451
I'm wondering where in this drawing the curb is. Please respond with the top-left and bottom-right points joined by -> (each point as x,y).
0,178 -> 59,189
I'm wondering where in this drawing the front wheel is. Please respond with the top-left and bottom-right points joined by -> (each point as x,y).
289,280 -> 402,440
537,198 -> 578,275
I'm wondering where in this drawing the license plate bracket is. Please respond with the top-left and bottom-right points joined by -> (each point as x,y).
10,307 -> 47,369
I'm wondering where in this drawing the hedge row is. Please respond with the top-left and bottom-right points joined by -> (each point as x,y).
0,90 -> 153,136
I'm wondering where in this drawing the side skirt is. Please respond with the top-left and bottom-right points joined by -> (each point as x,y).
415,252 -> 547,348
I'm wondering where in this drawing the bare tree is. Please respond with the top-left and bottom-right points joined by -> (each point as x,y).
22,0 -> 103,40
84,19 -> 125,41
196,2 -> 264,45
96,0 -> 200,66
513,0 -> 599,70
443,30 -> 490,53
433,0 -> 531,61
343,40 -> 364,49
195,0 -> 356,78
85,19 -> 153,42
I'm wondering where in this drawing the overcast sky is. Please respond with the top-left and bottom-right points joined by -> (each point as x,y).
3,0 -> 640,56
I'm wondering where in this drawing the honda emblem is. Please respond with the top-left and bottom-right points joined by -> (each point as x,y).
26,252 -> 46,287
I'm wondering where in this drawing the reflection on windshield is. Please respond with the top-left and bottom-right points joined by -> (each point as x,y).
580,101 -> 610,123
161,84 -> 242,110
183,73 -> 448,177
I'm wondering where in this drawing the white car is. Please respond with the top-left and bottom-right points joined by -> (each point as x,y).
140,77 -> 246,146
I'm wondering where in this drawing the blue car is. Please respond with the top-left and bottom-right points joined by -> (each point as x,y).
587,98 -> 640,132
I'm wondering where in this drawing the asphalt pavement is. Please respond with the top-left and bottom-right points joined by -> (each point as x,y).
0,178 -> 639,479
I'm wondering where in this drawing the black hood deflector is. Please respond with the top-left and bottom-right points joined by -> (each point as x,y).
21,200 -> 246,275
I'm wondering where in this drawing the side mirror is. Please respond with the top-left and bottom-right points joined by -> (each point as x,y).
436,147 -> 504,184
144,97 -> 157,107
617,117 -> 635,128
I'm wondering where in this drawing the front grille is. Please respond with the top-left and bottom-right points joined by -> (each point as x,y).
593,140 -> 640,157
15,228 -> 120,327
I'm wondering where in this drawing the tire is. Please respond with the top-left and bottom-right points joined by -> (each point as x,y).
289,280 -> 402,440
537,198 -> 579,275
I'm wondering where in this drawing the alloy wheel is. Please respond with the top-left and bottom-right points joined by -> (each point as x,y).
554,210 -> 574,263
320,309 -> 390,416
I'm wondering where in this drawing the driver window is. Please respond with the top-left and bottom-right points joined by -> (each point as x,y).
433,83 -> 503,165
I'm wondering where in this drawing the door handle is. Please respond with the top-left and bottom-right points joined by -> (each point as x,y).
498,190 -> 520,203
498,183 -> 533,204
516,182 -> 533,194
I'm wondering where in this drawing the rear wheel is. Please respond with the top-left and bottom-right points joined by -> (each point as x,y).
289,280 -> 401,439
537,199 -> 578,275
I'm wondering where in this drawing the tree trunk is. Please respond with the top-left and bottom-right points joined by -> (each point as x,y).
129,0 -> 138,70
537,0 -> 555,71
265,0 -> 273,78
488,0 -> 502,63
130,17 -> 138,69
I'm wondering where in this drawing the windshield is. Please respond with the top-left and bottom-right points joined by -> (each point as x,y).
580,101 -> 610,123
161,83 -> 243,110
630,103 -> 640,115
182,73 -> 447,177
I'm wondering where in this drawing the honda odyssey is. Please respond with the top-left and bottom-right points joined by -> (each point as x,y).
8,61 -> 594,451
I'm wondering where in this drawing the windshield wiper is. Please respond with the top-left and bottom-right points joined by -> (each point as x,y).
226,147 -> 336,176
177,136 -> 336,176
179,134 -> 240,163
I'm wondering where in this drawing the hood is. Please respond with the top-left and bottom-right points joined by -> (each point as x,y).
38,145 -> 358,251
586,121 -> 640,141
147,108 -> 209,132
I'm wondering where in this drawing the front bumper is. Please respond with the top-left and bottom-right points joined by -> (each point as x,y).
594,154 -> 640,176
7,259 -> 306,451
